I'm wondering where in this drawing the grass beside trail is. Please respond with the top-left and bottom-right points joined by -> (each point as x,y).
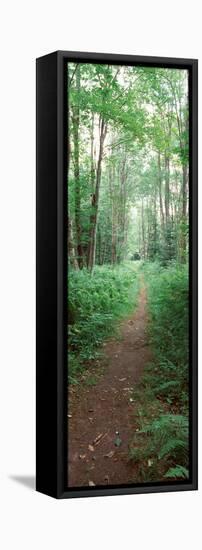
130,261 -> 189,482
68,262 -> 140,383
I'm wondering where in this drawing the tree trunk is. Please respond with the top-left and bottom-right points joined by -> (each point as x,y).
110,164 -> 117,265
111,199 -> 116,265
72,65 -> 84,269
164,153 -> 170,227
158,152 -> 165,230
141,198 -> 146,259
87,117 -> 107,271
90,113 -> 95,192
97,224 -> 102,265
68,216 -> 79,270
118,154 -> 127,262
182,164 -> 188,219
179,163 -> 188,263
172,80 -> 188,263
102,237 -> 107,265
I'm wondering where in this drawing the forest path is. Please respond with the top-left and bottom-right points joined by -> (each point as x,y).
68,280 -> 152,487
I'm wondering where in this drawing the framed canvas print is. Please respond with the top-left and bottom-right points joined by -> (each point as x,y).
36,51 -> 198,498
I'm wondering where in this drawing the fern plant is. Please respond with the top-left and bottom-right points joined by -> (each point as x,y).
164,465 -> 189,479
68,263 -> 139,380
131,413 -> 189,481
130,263 -> 189,481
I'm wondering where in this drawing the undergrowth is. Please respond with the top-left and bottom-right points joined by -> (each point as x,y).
130,261 -> 189,482
68,262 -> 139,383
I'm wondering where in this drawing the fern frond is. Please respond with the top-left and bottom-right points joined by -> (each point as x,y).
164,465 -> 189,479
158,438 -> 187,460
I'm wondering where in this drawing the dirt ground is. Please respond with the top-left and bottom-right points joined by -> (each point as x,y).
68,284 -> 152,487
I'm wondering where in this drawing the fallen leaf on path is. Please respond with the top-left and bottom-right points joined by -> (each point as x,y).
88,480 -> 95,486
119,378 -> 126,382
88,444 -> 94,452
67,414 -> 72,418
94,433 -> 103,444
94,432 -> 108,446
79,454 -> 86,460
104,451 -> 114,458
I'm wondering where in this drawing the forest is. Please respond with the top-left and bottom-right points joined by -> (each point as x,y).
68,63 -> 189,486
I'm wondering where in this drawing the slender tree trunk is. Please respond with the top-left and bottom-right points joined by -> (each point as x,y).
87,113 -> 96,267
97,225 -> 102,265
68,216 -> 79,270
109,163 -> 116,265
138,216 -> 141,256
171,81 -> 188,263
111,203 -> 116,264
87,117 -> 107,271
72,65 -> 84,269
182,164 -> 188,219
158,152 -> 165,230
102,237 -> 107,265
90,113 -> 95,192
153,184 -> 157,258
118,154 -> 127,262
164,153 -> 170,227
141,198 -> 145,259
179,163 -> 188,263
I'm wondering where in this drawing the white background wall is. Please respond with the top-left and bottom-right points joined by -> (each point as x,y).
0,1 -> 200,548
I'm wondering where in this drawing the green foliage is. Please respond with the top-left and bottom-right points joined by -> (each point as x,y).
84,375 -> 98,386
159,223 -> 177,265
141,414 -> 188,461
130,413 -> 189,481
68,63 -> 189,271
146,262 -> 189,386
68,263 -> 139,381
164,465 -> 189,479
68,63 -> 190,482
130,262 -> 189,481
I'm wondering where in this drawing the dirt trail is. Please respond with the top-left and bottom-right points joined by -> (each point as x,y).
68,282 -> 152,487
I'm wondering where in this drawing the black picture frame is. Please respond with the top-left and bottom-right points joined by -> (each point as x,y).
36,50 -> 198,499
